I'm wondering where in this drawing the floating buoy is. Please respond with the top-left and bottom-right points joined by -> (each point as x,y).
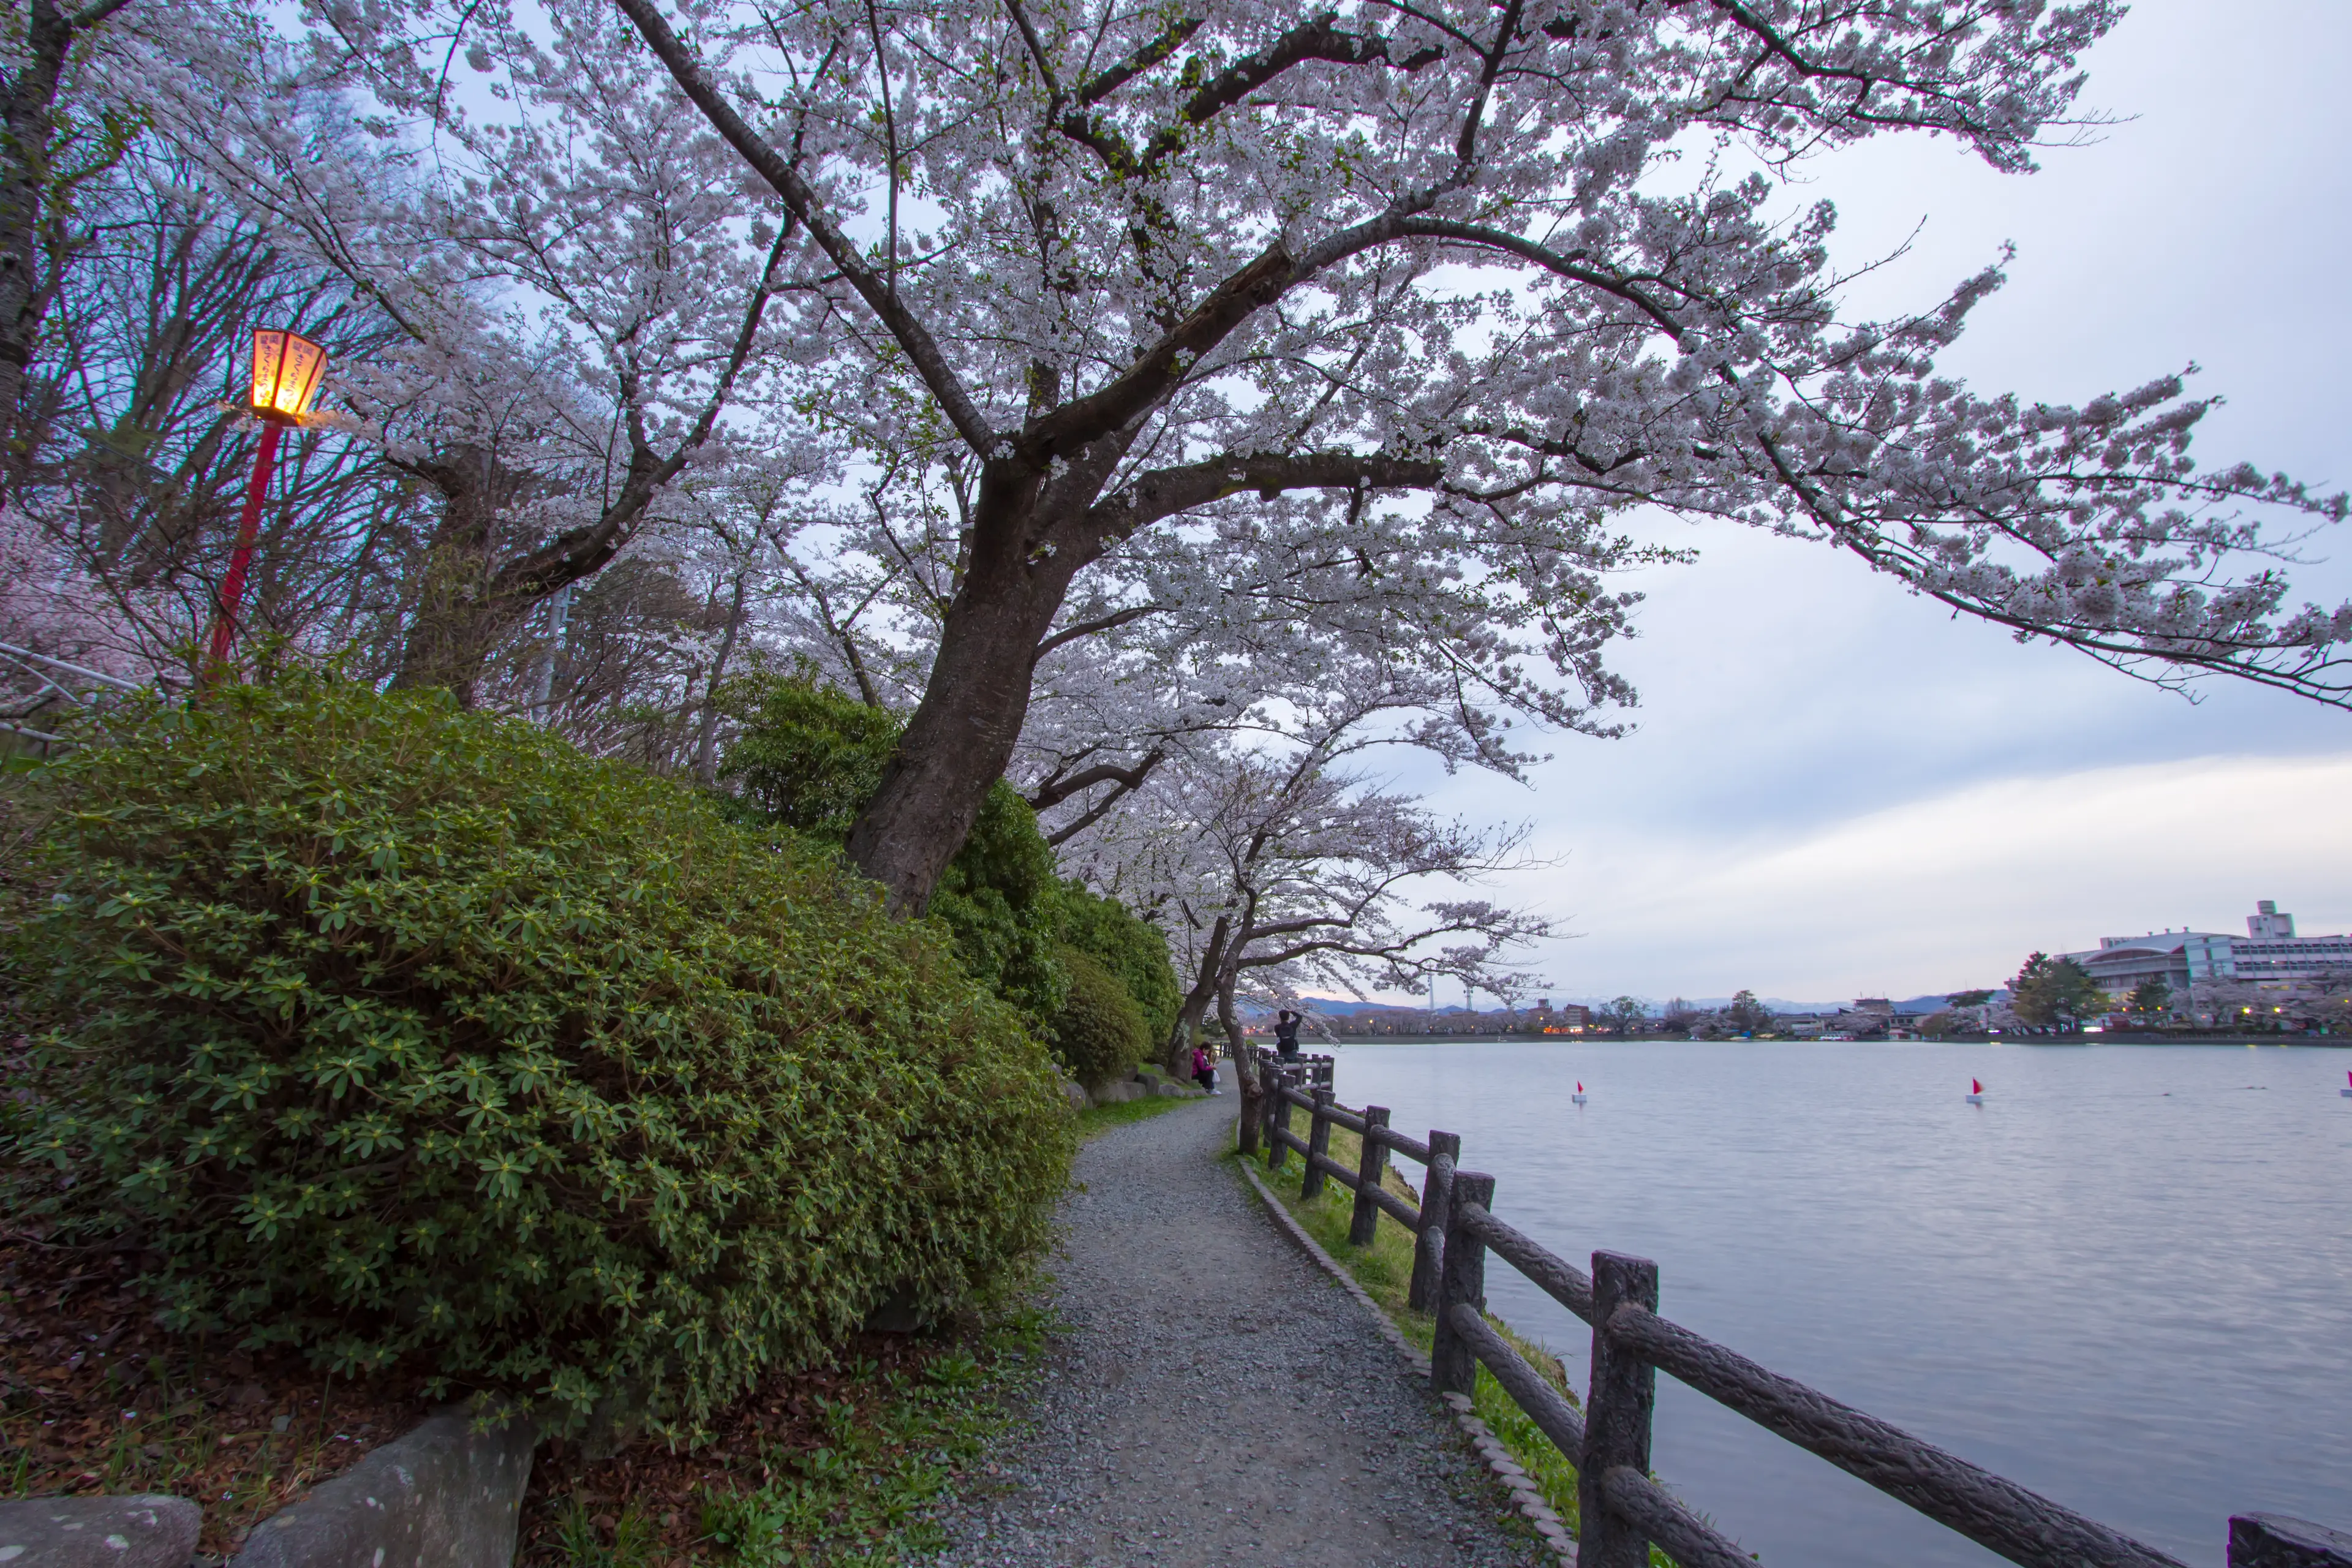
1572,1080 -> 1587,1106
1966,1078 -> 1985,1104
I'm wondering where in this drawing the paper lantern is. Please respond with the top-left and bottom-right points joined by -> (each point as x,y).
249,328 -> 328,424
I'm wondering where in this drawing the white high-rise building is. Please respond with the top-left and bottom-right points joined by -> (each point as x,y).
2064,902 -> 2352,993
2183,902 -> 2352,982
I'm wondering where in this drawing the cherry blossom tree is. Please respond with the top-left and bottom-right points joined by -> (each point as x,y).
1054,686 -> 1553,1088
132,2 -> 829,701
562,0 -> 2352,917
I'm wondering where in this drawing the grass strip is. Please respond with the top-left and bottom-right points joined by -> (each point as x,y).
524,1308 -> 1051,1566
1072,1091 -> 1197,1139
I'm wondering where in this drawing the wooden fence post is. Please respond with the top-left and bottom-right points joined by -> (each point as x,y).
1302,1087 -> 1335,1199
1407,1130 -> 1461,1312
1581,1250 -> 1660,1568
1430,1170 -> 1494,1396
1256,1055 -> 1282,1157
1349,1106 -> 1390,1246
1235,1048 -> 1262,1158
1268,1072 -> 1294,1171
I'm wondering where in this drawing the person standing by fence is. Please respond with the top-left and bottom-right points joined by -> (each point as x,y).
1275,1009 -> 1302,1057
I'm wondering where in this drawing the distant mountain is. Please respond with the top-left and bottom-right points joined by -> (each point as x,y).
1291,989 -> 2006,1019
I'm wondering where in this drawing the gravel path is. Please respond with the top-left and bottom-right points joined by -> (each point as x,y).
929,1097 -> 1546,1568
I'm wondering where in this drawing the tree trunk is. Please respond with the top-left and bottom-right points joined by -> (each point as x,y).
1166,912 -> 1231,1076
387,550 -> 505,704
843,478 -> 1079,913
0,0 -> 80,488
1223,971 -> 1262,1158
692,569 -> 748,783
385,445 -> 549,703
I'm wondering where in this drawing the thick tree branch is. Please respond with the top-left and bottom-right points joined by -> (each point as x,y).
1028,747 -> 1165,812
1079,449 -> 1443,547
483,217 -> 793,603
1033,601 -> 1159,659
612,0 -> 996,451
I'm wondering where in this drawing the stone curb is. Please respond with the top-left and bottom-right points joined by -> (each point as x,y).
1238,1144 -> 1578,1566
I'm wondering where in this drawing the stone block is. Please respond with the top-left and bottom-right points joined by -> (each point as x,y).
0,1494 -> 200,1567
228,1409 -> 535,1568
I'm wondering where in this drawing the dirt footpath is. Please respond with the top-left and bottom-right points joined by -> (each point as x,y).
929,1098 -> 1545,1568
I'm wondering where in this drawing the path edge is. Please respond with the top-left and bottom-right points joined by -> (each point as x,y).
1235,1134 -> 1578,1565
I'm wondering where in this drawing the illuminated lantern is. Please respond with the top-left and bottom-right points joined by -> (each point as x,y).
247,328 -> 329,424
207,330 -> 331,671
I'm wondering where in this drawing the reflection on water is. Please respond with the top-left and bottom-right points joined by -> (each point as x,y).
1332,1040 -> 2352,1568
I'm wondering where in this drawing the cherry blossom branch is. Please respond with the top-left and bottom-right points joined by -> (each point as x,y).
611,0 -> 995,450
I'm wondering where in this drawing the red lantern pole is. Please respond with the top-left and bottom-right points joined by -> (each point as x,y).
206,420 -> 285,668
205,327 -> 326,680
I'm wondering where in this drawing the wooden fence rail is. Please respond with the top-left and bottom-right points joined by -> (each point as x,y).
1248,1047 -> 2351,1568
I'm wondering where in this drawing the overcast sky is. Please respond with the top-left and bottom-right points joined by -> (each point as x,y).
1389,0 -> 2352,1008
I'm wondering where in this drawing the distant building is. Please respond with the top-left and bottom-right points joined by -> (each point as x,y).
1532,1000 -> 1593,1031
2067,930 -> 2209,998
1852,997 -> 1893,1016
2187,901 -> 2352,982
2064,901 -> 2352,996
2247,899 -> 2297,939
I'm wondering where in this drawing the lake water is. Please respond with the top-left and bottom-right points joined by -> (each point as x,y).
1327,1040 -> 2352,1568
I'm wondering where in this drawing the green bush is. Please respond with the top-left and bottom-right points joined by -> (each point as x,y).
717,669 -> 900,839
1,678 -> 1071,1440
719,674 -> 1066,1026
1054,880 -> 1182,1050
926,783 -> 1066,1028
1047,949 -> 1151,1088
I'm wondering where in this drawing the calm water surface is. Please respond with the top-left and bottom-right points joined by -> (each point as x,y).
1329,1041 -> 2352,1568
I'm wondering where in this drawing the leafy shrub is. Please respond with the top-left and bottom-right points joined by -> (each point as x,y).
1054,881 -> 1182,1049
926,784 -> 1066,1028
1048,949 -> 1150,1088
719,673 -> 1066,1026
717,669 -> 900,839
2,678 -> 1071,1439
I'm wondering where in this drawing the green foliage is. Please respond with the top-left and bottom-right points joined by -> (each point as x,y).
925,783 -> 1066,1028
1053,880 -> 1181,1047
2010,951 -> 2106,1030
1071,1093 -> 1191,1139
718,673 -> 1068,1027
1047,949 -> 1150,1088
2,677 -> 1071,1441
679,1311 -> 1047,1566
717,669 -> 900,838
2127,975 -> 2172,1018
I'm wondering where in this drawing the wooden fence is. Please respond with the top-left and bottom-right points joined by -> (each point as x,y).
1251,1051 -> 2351,1568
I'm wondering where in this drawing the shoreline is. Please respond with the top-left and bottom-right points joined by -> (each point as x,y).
1281,1033 -> 2350,1047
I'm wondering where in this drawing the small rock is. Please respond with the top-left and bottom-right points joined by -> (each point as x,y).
0,1494 -> 201,1567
